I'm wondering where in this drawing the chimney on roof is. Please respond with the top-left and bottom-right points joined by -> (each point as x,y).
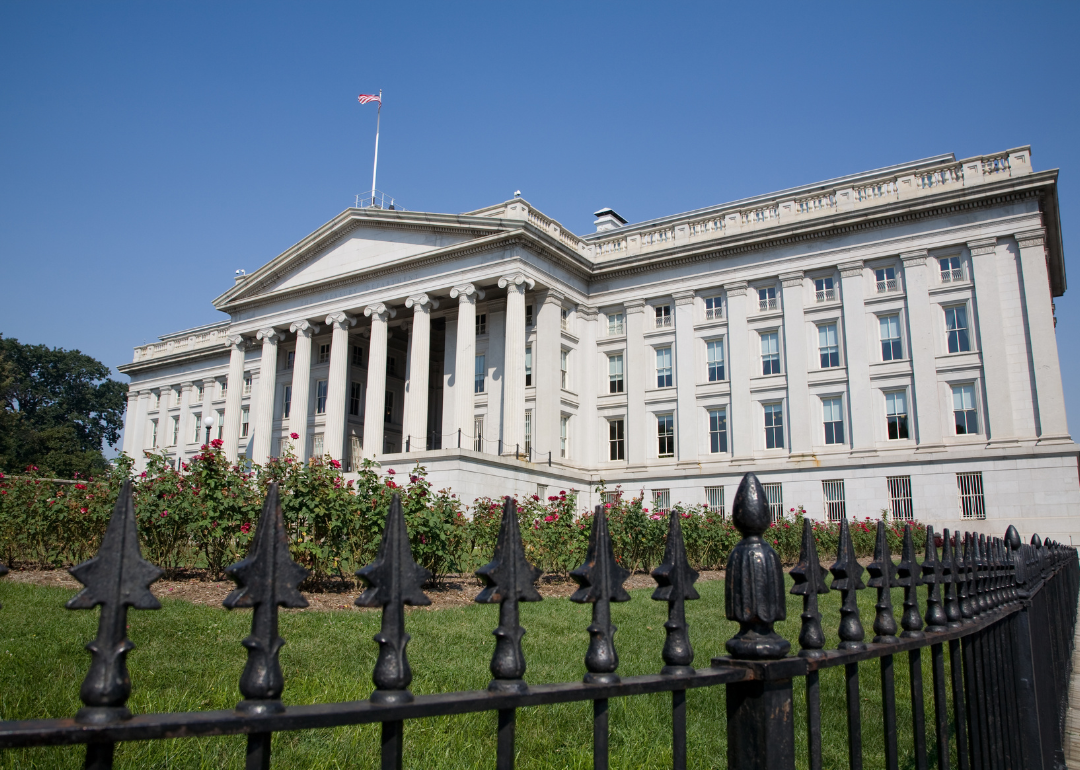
593,208 -> 627,233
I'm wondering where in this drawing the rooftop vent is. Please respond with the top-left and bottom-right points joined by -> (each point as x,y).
593,208 -> 627,233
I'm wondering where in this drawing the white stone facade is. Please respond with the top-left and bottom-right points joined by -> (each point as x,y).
119,146 -> 1080,543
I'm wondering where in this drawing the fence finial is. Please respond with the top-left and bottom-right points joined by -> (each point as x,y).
896,524 -> 924,638
829,517 -> 866,650
356,493 -> 431,704
651,506 -> 700,675
724,473 -> 789,659
1005,525 -> 1021,551
867,520 -> 898,643
1031,533 -> 1043,549
790,516 -> 829,657
476,497 -> 542,692
941,529 -> 962,628
66,479 -> 162,724
223,482 -> 309,713
922,526 -> 947,631
570,504 -> 630,684
975,535 -> 990,614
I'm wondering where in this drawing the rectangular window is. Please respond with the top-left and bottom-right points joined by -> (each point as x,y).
560,415 -> 569,458
352,345 -> 365,367
560,307 -> 569,330
243,374 -> 252,395
761,332 -> 781,375
350,383 -> 362,416
655,305 -> 672,328
283,385 -> 292,419
886,391 -> 909,440
286,351 -> 295,370
945,306 -> 971,353
475,354 -> 486,393
940,255 -> 963,283
823,397 -> 844,445
313,434 -> 324,458
709,408 -> 728,453
764,402 -> 784,449
215,410 -> 224,440
823,480 -> 846,522
219,380 -> 227,399
349,436 -> 361,472
191,413 -> 202,444
241,406 -> 250,438
524,409 -> 532,455
169,416 -> 179,447
657,413 -> 675,457
151,391 -> 160,409
704,296 -> 723,320
762,482 -> 783,523
888,476 -> 914,521
818,324 -> 840,368
875,266 -> 898,294
656,347 -> 673,388
608,354 -> 624,393
315,380 -> 328,414
537,484 -> 548,500
525,304 -> 534,327
957,472 -> 986,519
758,287 -> 777,312
952,384 -> 978,435
473,417 -> 484,452
318,344 -> 330,364
476,313 -> 487,336
525,347 -> 532,387
609,419 -> 625,461
560,349 -> 569,390
705,486 -> 725,517
149,420 -> 157,447
387,356 -> 396,376
652,489 -> 671,515
707,340 -> 725,382
384,391 -> 394,421
814,277 -> 836,303
194,383 -> 203,402
880,315 -> 903,361
608,313 -> 624,336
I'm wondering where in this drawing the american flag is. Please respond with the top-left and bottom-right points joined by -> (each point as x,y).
357,94 -> 381,105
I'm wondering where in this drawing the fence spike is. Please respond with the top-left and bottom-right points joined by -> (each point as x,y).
790,517 -> 830,657
922,526 -> 947,631
896,524 -> 924,639
963,532 -> 979,619
356,493 -> 431,703
941,529 -> 962,628
651,507 -> 700,675
475,497 -> 542,692
1031,533 -> 1042,549
1005,527 -> 1021,602
223,482 -> 309,714
725,473 -> 789,659
66,479 -> 162,724
867,520 -> 899,643
570,504 -> 630,684
975,534 -> 989,614
829,517 -> 866,651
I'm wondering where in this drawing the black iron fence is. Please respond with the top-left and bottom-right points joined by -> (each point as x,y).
0,472 -> 1074,770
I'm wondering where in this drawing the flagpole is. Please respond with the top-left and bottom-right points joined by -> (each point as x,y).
370,89 -> 381,207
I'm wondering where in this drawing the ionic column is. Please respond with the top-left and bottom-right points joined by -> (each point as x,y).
251,328 -> 280,464
673,290 -> 697,464
499,273 -> 534,455
177,382 -> 193,458
155,389 -> 170,453
288,320 -> 319,461
839,262 -> 875,455
725,283 -> 752,460
780,273 -> 809,457
123,390 -> 141,464
624,299 -> 647,466
403,293 -> 438,451
968,238 -> 1016,444
450,283 -> 484,446
134,390 -> 152,469
1015,229 -> 1070,441
578,305 -> 599,467
362,304 -> 395,457
222,334 -> 248,463
535,288 -> 564,458
201,377 -> 216,444
324,311 -> 357,462
901,251 -> 945,449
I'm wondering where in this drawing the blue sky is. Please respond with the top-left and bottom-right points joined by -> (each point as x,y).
3,1 -> 1080,444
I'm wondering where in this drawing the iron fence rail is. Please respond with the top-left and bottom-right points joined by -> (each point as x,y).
0,472 -> 1074,770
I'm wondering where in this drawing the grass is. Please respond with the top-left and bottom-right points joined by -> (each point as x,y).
0,577 -> 963,769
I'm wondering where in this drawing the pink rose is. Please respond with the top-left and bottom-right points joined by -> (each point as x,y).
387,469 -> 395,475
80,507 -> 87,513
290,432 -> 299,440
543,515 -> 554,523
241,522 -> 251,534
604,503 -> 612,509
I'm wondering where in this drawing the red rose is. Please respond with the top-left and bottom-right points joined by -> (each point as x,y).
290,432 -> 299,440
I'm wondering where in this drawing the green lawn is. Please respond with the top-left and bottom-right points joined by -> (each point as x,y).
0,578 -> 961,769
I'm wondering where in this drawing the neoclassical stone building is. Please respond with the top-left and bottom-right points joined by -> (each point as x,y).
119,146 -> 1079,541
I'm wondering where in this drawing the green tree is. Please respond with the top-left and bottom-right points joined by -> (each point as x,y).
0,336 -> 127,477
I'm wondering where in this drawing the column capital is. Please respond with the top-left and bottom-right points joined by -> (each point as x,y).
256,327 -> 280,342
289,319 -> 320,337
837,261 -> 864,278
1014,228 -> 1046,249
364,303 -> 396,321
779,271 -> 804,288
181,380 -> 194,389
967,237 -> 999,258
724,281 -> 749,297
139,389 -> 153,397
405,293 -> 440,310
900,249 -> 929,267
540,288 -> 565,306
127,390 -> 140,402
326,311 -> 357,329
578,305 -> 599,320
624,298 -> 647,314
450,283 -> 486,302
202,377 -> 217,386
498,273 -> 535,293
672,289 -> 696,305
226,333 -> 247,350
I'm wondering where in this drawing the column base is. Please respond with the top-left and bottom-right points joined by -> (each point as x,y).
848,448 -> 879,458
914,442 -> 948,453
1036,434 -> 1074,446
676,460 -> 701,470
787,452 -> 817,463
986,437 -> 1022,448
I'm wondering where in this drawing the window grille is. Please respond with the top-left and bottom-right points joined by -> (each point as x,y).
958,472 -> 986,519
758,287 -> 778,312
875,267 -> 898,294
823,479 -> 846,522
887,476 -> 914,521
219,380 -> 227,399
313,434 -> 324,458
241,407 -> 249,438
350,383 -> 362,417
151,392 -> 160,410
657,414 -> 674,458
655,305 -> 673,328
537,484 -> 548,500
608,313 -> 624,336
885,391 -> 909,440
475,355 -> 486,393
349,437 -> 362,473
315,380 -> 328,414
708,409 -> 727,453
476,314 -> 487,336
822,397 -> 844,445
652,489 -> 671,515
945,306 -> 971,353
608,419 -> 625,461
952,384 -> 979,435
602,491 -> 618,505
704,296 -> 723,320
191,413 -> 201,444
880,315 -> 903,361
283,386 -> 292,419
608,354 -> 624,393
762,482 -> 783,523
243,374 -> 252,395
814,277 -> 836,303
656,348 -> 673,388
761,332 -> 781,375
524,410 -> 532,455
560,307 -> 569,330
318,344 -> 330,364
939,256 -> 964,283
194,384 -> 203,402
216,411 -> 224,439
707,340 -> 725,382
818,324 -> 840,368
473,418 -> 484,452
560,415 -> 569,458
169,417 -> 179,447
705,486 -> 725,518
525,347 -> 532,387
384,391 -> 394,421
560,350 -> 569,390
764,402 -> 784,449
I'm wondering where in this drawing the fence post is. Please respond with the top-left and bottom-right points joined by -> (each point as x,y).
722,474 -> 795,770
